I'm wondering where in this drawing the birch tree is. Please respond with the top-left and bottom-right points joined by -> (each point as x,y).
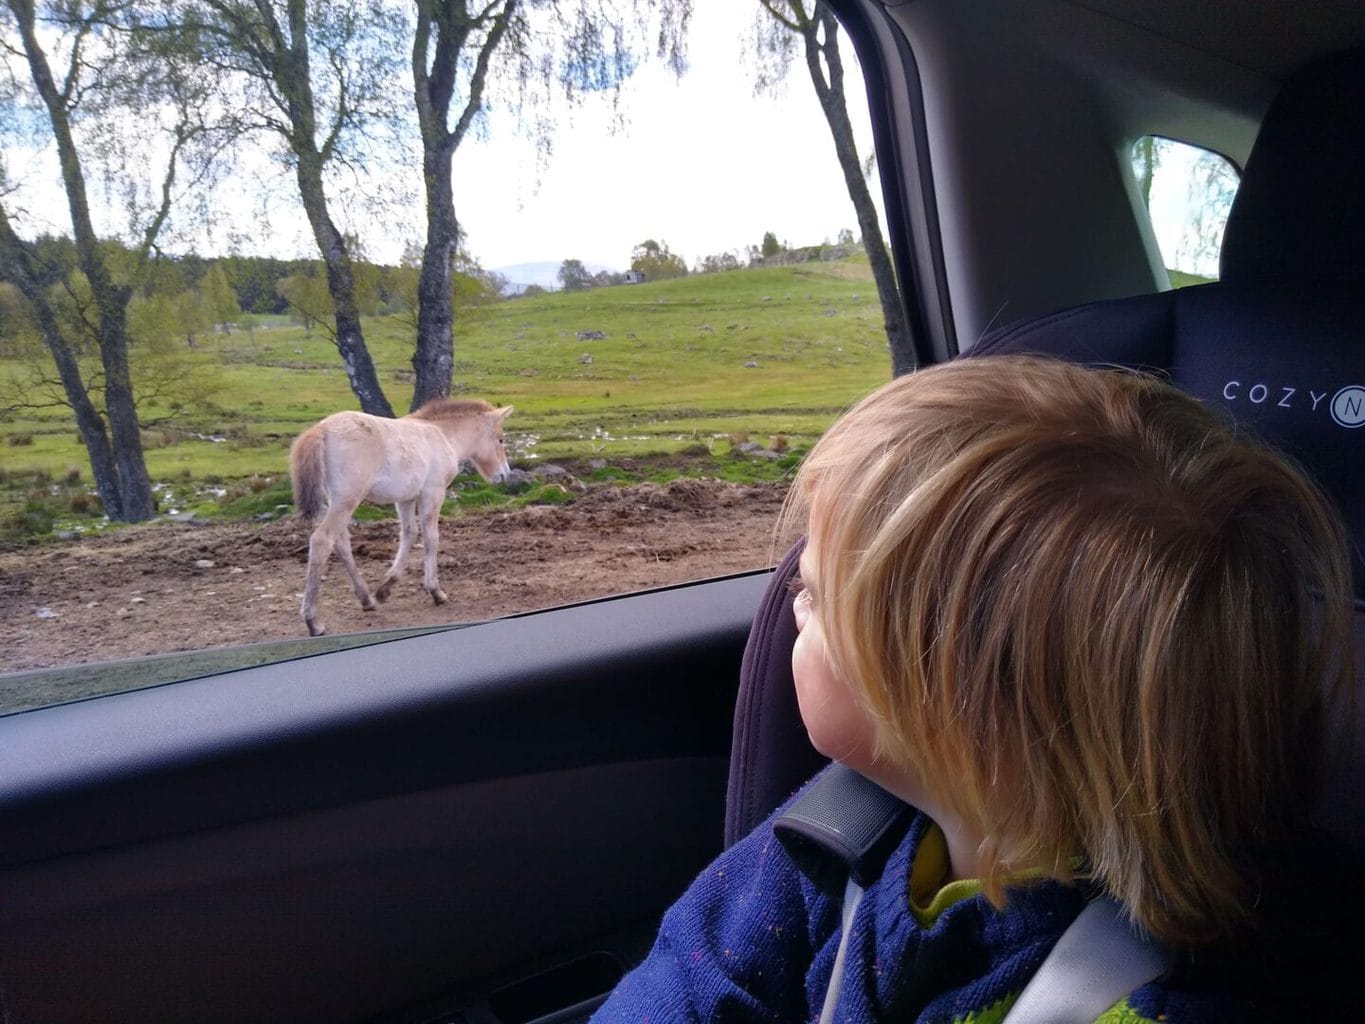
752,0 -> 912,375
408,0 -> 691,409
178,0 -> 406,416
1,0 -> 220,520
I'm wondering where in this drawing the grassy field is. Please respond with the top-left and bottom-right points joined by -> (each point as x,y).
0,256 -> 893,538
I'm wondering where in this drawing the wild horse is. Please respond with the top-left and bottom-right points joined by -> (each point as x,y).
290,399 -> 513,636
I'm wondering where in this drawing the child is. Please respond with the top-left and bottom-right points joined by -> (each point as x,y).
590,355 -> 1354,1023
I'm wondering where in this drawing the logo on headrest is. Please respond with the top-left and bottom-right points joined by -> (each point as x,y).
1221,381 -> 1365,430
1331,386 -> 1365,429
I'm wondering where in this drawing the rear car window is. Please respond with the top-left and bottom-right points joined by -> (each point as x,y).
1131,136 -> 1240,286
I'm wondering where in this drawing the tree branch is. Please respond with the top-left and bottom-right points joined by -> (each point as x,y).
411,0 -> 433,100
59,5 -> 96,105
319,45 -> 349,163
759,0 -> 804,34
133,123 -> 194,268
816,5 -> 843,95
449,0 -> 515,153
250,0 -> 290,67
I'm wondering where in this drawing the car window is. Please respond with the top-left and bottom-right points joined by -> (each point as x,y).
1131,136 -> 1240,286
0,1 -> 895,711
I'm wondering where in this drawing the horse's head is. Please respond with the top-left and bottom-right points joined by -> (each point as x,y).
469,405 -> 514,484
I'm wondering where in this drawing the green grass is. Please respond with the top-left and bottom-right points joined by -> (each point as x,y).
0,258 -> 892,538
1168,269 -> 1215,289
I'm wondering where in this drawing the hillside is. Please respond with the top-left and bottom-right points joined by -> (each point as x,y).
1,257 -> 892,536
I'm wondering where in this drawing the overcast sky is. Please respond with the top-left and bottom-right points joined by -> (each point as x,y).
5,2 -> 1224,279
4,3 -> 881,275
449,4 -> 881,272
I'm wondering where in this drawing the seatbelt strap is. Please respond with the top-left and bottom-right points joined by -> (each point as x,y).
774,766 -> 1171,1024
817,884 -> 1170,1024
775,766 -> 908,1024
817,876 -> 865,1024
1001,896 -> 1172,1024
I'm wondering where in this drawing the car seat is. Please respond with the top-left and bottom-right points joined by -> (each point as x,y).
725,43 -> 1365,851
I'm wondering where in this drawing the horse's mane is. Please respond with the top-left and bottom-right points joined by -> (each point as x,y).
409,398 -> 494,422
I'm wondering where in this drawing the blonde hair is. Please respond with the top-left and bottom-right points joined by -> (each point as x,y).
782,355 -> 1353,946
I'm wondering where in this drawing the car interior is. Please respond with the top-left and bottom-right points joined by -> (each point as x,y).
1,2 -> 1362,1022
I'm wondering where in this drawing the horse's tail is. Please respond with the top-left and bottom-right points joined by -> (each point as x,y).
290,424 -> 327,522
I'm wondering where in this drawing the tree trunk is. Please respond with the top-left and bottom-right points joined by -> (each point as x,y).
47,336 -> 127,522
294,151 -> 395,419
804,5 -> 915,376
11,0 -> 156,520
411,146 -> 457,411
410,0 -> 516,411
1135,136 -> 1156,209
98,320 -> 156,521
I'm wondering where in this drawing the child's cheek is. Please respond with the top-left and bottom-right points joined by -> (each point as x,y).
792,624 -> 872,765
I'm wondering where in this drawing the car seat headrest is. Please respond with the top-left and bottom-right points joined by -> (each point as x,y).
1220,45 -> 1365,287
974,42 -> 1365,597
973,287 -> 1365,597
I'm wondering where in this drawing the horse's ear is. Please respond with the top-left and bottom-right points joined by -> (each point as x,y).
494,405 -> 514,420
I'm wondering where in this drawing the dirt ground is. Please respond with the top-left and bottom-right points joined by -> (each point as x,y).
0,477 -> 790,678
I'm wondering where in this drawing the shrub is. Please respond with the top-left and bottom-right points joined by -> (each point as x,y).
225,426 -> 268,450
215,478 -> 293,518
10,500 -> 55,537
6,432 -> 33,447
218,481 -> 251,505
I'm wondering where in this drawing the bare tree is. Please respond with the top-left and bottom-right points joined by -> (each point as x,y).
180,0 -> 405,417
751,0 -> 912,375
1,0 -> 219,520
0,209 -> 130,517
408,0 -> 691,409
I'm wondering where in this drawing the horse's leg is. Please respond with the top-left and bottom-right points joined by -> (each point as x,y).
301,507 -> 349,637
332,515 -> 376,614
419,493 -> 448,606
375,499 -> 417,603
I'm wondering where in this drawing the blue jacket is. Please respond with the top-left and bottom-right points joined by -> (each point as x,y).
591,775 -> 1241,1023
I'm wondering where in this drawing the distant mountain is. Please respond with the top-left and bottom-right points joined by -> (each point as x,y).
490,260 -> 620,294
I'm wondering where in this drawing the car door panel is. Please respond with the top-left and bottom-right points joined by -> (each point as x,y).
0,572 -> 769,1023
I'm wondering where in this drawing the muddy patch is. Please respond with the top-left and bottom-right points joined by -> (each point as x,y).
0,479 -> 790,686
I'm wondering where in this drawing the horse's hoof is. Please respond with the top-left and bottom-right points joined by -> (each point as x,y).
360,597 -> 376,612
430,589 -> 448,606
307,621 -> 326,637
374,584 -> 391,603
